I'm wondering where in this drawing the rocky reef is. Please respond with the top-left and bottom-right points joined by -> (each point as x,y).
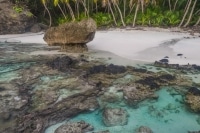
43,18 -> 97,53
0,41 -> 200,133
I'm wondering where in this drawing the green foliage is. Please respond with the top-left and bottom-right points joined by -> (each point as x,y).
92,12 -> 112,26
55,16 -> 69,25
13,6 -> 23,13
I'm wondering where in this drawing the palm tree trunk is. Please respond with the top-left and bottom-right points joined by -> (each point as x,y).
183,0 -> 197,27
179,0 -> 192,27
108,0 -> 117,26
80,0 -> 89,17
194,17 -> 200,26
173,0 -> 178,11
43,3 -> 52,27
133,1 -> 139,27
168,0 -> 171,11
58,4 -> 67,19
124,0 -> 126,18
66,3 -> 76,21
114,3 -> 126,26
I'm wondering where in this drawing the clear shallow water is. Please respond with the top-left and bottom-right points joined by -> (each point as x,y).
45,88 -> 200,133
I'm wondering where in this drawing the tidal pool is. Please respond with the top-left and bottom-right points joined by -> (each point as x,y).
45,88 -> 200,133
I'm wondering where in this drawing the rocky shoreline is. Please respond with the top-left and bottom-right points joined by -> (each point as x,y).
0,40 -> 200,133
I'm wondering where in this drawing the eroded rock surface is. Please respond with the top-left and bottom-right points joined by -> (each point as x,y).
0,0 -> 34,34
43,18 -> 96,53
55,120 -> 94,133
135,126 -> 153,133
102,108 -> 128,127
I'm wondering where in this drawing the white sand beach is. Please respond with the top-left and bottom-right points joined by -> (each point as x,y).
1,29 -> 200,65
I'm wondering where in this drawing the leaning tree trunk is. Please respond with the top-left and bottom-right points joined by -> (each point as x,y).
194,17 -> 200,26
179,0 -> 192,27
183,0 -> 197,27
43,3 -> 52,27
58,4 -> 67,19
66,3 -> 76,21
114,3 -> 126,27
108,0 -> 117,26
133,1 -> 139,27
173,0 -> 178,11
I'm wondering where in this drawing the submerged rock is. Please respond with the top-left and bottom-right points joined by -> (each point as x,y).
123,87 -> 155,106
102,107 -> 128,127
46,56 -> 75,71
185,94 -> 200,112
188,87 -> 200,96
88,64 -> 126,75
43,18 -> 96,53
55,120 -> 94,133
135,126 -> 153,133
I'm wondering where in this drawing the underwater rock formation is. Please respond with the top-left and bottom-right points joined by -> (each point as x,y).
43,18 -> 96,53
88,64 -> 126,75
102,107 -> 128,127
185,94 -> 200,112
123,87 -> 156,106
135,126 -> 153,133
55,120 -> 94,133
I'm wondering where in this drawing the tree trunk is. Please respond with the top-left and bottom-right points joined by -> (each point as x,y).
179,0 -> 192,27
124,0 -> 126,18
115,3 -> 126,27
168,0 -> 171,11
58,4 -> 67,19
43,3 -> 52,27
133,1 -> 139,27
108,0 -> 117,26
183,0 -> 197,27
173,0 -> 178,11
194,17 -> 200,26
66,3 -> 76,21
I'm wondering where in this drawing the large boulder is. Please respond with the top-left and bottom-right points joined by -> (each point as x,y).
0,0 -> 35,34
102,107 -> 128,127
43,18 -> 97,53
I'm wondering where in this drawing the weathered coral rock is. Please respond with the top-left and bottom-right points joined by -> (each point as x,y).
102,107 -> 128,127
55,120 -> 94,133
185,94 -> 200,112
135,126 -> 153,133
0,0 -> 35,34
43,18 -> 97,53
123,87 -> 155,106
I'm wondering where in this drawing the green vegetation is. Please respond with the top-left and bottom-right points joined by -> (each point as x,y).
11,0 -> 200,27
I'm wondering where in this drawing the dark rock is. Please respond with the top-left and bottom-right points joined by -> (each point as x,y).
177,54 -> 183,56
0,0 -> 35,34
159,59 -> 169,63
0,112 -> 11,121
102,108 -> 128,127
164,56 -> 169,58
46,56 -> 75,71
188,131 -> 200,133
88,64 -> 126,75
132,68 -> 147,73
93,130 -> 110,133
188,87 -> 200,96
43,18 -> 97,53
55,120 -> 94,133
0,86 -> 5,91
158,74 -> 175,81
136,76 -> 159,89
135,126 -> 153,133
30,24 -> 41,33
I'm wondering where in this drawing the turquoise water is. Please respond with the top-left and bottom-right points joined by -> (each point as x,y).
45,88 -> 200,133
